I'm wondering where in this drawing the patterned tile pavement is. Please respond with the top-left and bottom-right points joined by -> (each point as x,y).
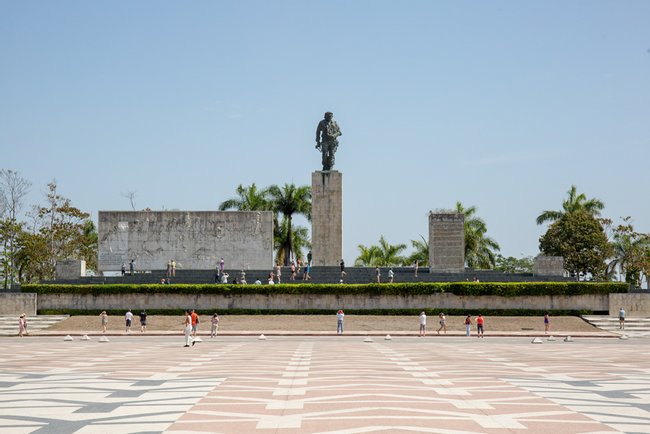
0,336 -> 649,434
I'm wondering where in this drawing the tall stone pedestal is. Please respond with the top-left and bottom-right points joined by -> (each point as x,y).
429,212 -> 465,273
311,171 -> 342,266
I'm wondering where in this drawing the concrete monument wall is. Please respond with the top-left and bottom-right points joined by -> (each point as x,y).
429,212 -> 465,273
56,260 -> 86,279
533,255 -> 565,276
98,211 -> 273,271
311,171 -> 342,266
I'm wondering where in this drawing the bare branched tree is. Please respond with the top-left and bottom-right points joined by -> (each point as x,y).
0,169 -> 32,288
121,191 -> 136,211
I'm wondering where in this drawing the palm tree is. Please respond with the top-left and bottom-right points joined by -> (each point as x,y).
218,183 -> 270,211
267,184 -> 311,265
375,236 -> 407,266
606,218 -> 650,286
354,244 -> 380,266
536,185 -> 605,225
405,235 -> 429,266
354,236 -> 406,266
455,202 -> 500,269
274,217 -> 310,265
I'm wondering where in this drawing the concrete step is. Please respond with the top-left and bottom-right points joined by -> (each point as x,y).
0,315 -> 69,336
582,315 -> 650,337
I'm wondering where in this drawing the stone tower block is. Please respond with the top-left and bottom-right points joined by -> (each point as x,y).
429,212 -> 465,273
311,171 -> 342,266
533,255 -> 564,276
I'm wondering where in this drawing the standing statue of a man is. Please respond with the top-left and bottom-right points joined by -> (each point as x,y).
315,111 -> 342,171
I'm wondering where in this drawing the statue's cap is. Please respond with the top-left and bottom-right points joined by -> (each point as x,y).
324,111 -> 333,116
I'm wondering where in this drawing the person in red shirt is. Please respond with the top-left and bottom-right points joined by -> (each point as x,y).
476,314 -> 485,338
190,309 -> 199,339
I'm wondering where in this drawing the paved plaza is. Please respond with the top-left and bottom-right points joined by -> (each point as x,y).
1,336 -> 649,434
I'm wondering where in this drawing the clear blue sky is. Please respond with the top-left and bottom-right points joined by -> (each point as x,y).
2,1 -> 649,264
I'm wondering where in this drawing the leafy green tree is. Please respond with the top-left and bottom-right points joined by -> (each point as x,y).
455,202 -> 500,269
18,181 -> 98,280
404,235 -> 428,266
494,255 -> 534,273
536,185 -> 605,225
0,218 -> 25,286
539,210 -> 612,279
14,230 -> 48,282
355,236 -> 406,266
218,183 -> 271,211
606,217 -> 650,287
267,184 -> 311,266
274,217 -> 310,265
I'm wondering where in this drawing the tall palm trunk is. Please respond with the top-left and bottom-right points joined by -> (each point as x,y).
285,215 -> 293,266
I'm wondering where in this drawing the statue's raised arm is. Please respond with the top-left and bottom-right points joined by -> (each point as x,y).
315,111 -> 341,171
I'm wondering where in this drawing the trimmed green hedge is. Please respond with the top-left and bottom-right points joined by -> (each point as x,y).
23,281 -> 629,296
38,308 -> 602,317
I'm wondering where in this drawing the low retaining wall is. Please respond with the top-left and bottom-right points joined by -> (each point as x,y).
0,293 -> 37,315
37,292 -> 609,312
609,293 -> 650,316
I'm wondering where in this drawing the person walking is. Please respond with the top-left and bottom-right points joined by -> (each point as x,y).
129,259 -> 135,276
414,260 -> 419,277
336,309 -> 345,335
419,311 -> 427,337
375,266 -> 381,283
99,311 -> 108,334
619,307 -> 626,330
290,262 -> 296,281
18,314 -> 27,337
464,314 -> 473,337
544,313 -> 551,333
183,310 -> 192,347
275,264 -> 282,284
303,263 -> 311,281
166,260 -> 172,278
139,310 -> 148,332
340,259 -> 347,280
437,312 -> 447,334
210,313 -> 219,338
388,268 -> 394,283
476,314 -> 485,338
125,309 -> 133,333
190,309 -> 199,338
171,259 -> 176,277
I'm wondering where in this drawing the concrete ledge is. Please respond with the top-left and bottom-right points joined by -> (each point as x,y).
37,292 -> 609,312
0,293 -> 37,315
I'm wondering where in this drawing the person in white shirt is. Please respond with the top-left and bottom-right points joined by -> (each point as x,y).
419,311 -> 427,337
183,310 -> 192,347
337,309 -> 345,335
125,309 -> 133,333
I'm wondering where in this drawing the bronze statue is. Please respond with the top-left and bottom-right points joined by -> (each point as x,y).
315,112 -> 342,171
